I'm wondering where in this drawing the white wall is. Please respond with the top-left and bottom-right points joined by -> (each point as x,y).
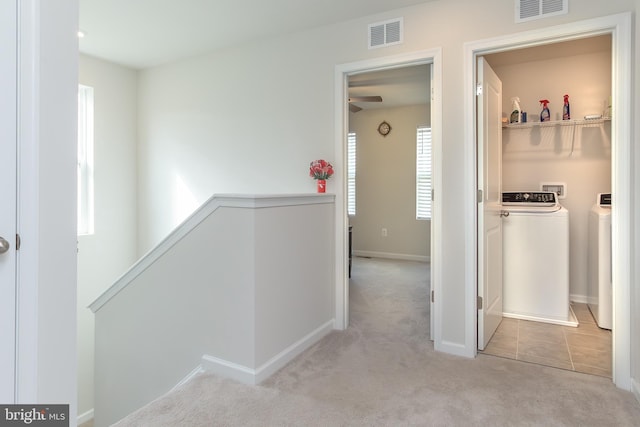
95,206 -> 256,426
489,44 -> 612,301
136,36 -> 343,253
135,0 -> 636,359
349,104 -> 430,260
77,54 -> 139,421
254,202 -> 335,364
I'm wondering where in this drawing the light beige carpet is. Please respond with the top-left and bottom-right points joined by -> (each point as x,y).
113,257 -> 640,426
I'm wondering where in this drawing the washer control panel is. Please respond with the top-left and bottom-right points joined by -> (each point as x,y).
503,191 -> 557,205
598,193 -> 611,207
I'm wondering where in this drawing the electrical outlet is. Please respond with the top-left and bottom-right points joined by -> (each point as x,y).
381,228 -> 388,237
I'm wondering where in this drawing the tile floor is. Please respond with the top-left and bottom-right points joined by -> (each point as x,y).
481,302 -> 612,378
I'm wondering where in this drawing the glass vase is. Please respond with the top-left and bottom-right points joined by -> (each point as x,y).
317,179 -> 326,193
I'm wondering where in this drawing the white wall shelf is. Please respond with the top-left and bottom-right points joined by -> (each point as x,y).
503,117 -> 610,129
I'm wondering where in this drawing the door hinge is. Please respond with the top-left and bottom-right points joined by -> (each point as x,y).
476,84 -> 483,96
477,189 -> 483,203
477,296 -> 483,310
431,290 -> 434,303
16,234 -> 20,250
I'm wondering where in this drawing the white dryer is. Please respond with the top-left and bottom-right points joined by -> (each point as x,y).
588,193 -> 612,330
502,191 -> 578,327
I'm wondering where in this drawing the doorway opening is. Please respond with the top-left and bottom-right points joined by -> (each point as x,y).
346,64 -> 431,337
334,49 -> 442,346
469,13 -> 632,389
478,35 -> 613,378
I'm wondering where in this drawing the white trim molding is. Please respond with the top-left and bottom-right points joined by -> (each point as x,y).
353,251 -> 429,263
89,194 -> 334,312
464,12 -> 632,389
77,409 -> 94,426
569,294 -> 589,304
171,365 -> 206,392
201,355 -> 256,385
201,320 -> 334,385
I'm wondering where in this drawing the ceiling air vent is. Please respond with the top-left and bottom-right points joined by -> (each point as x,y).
515,0 -> 568,23
368,18 -> 403,49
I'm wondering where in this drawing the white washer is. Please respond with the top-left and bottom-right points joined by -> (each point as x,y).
588,193 -> 612,330
502,191 -> 578,327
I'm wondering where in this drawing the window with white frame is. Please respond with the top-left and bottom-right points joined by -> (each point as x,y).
347,132 -> 357,216
77,85 -> 95,235
416,126 -> 432,220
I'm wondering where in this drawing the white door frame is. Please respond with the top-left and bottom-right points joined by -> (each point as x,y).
333,48 -> 443,346
0,0 -> 18,402
15,0 -> 40,401
464,13 -> 632,389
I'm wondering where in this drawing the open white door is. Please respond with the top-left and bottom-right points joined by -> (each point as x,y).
477,57 -> 503,350
0,0 -> 18,402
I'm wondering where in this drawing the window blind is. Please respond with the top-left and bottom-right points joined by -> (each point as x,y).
416,126 -> 432,220
347,132 -> 356,216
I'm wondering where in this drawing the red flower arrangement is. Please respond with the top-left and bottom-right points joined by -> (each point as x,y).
309,159 -> 334,180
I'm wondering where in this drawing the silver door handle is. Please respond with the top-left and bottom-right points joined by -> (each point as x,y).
0,237 -> 9,254
500,211 -> 510,217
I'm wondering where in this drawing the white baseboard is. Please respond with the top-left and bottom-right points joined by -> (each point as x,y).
77,409 -> 94,425
254,319 -> 334,383
632,378 -> 640,404
172,365 -> 206,391
570,294 -> 589,304
503,307 -> 579,327
201,319 -> 334,385
437,340 -> 473,358
201,354 -> 257,385
353,250 -> 429,263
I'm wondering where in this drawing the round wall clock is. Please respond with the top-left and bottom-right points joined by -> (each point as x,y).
378,121 -> 391,136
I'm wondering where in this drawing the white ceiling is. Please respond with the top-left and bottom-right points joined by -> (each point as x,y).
483,35 -> 611,68
79,0 -> 432,69
78,3 -> 607,113
348,64 -> 431,110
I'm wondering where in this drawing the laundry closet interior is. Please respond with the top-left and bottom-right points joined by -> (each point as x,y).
480,34 -> 613,378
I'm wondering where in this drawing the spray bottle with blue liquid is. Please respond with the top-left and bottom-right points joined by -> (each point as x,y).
539,99 -> 550,122
562,94 -> 570,120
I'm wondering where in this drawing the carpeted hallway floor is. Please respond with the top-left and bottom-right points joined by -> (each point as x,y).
112,257 -> 640,426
